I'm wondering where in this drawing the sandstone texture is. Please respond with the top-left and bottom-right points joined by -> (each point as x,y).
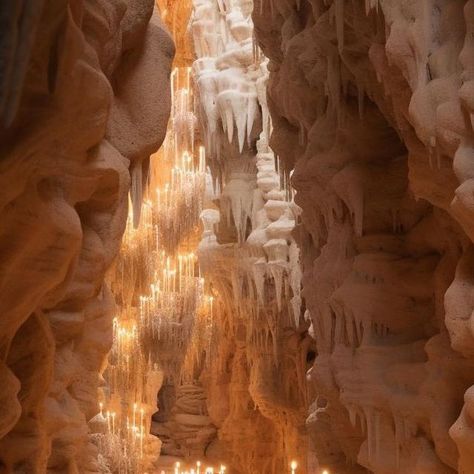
252,0 -> 474,473
0,1 -> 173,471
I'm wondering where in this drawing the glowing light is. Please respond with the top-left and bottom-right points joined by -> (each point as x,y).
98,65 -> 215,473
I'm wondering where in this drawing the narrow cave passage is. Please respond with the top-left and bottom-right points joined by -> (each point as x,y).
2,1 -> 474,474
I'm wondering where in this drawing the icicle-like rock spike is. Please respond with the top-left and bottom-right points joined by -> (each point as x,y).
189,1 -> 308,469
131,161 -> 143,228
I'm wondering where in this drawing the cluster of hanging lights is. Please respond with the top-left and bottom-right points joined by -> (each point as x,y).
92,66 -> 216,473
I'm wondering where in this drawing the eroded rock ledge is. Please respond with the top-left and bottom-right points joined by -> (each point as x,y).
0,1 -> 173,471
253,1 -> 474,473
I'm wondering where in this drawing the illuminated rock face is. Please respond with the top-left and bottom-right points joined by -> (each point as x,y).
252,0 -> 474,473
0,1 -> 173,471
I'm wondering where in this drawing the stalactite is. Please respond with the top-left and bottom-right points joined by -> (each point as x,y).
191,0 -> 308,472
131,162 -> 143,229
335,0 -> 344,54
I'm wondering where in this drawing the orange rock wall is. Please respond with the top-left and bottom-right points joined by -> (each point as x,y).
0,1 -> 173,471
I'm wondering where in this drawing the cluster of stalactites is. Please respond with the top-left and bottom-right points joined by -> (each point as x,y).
191,0 -> 262,163
191,0 -> 283,247
193,0 -> 303,362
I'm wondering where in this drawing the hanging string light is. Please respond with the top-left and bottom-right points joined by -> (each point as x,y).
93,66 -> 215,473
152,67 -> 207,254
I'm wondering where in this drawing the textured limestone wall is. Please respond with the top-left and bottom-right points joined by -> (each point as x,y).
0,1 -> 173,471
253,1 -> 474,473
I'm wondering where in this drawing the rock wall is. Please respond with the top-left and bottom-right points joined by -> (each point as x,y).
0,1 -> 173,471
253,0 -> 474,473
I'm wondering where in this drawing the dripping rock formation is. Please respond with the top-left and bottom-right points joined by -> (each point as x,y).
252,0 -> 474,473
190,0 -> 313,472
0,0 -> 173,471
